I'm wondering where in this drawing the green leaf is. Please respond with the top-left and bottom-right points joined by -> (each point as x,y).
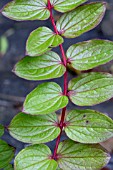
65,109 -> 113,143
57,140 -> 110,170
0,36 -> 8,56
68,72 -> 113,106
50,0 -> 88,13
0,139 -> 14,169
66,40 -> 113,71
23,82 -> 68,115
56,2 -> 106,38
4,164 -> 13,170
9,112 -> 60,144
2,0 -> 50,21
15,144 -> 58,170
26,27 -> 64,56
13,51 -> 66,81
0,124 -> 4,137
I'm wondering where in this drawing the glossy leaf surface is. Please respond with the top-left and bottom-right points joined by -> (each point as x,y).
0,139 -> 14,169
50,0 -> 87,13
23,82 -> 68,115
65,109 -> 113,143
0,124 -> 4,137
56,2 -> 106,38
2,0 -> 50,21
67,40 -> 113,71
57,140 -> 110,170
68,72 -> 113,106
9,112 -> 60,144
14,51 -> 66,80
26,27 -> 63,56
15,144 -> 58,170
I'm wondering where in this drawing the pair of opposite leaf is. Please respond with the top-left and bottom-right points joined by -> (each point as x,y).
1,110 -> 113,170
1,0 -> 113,170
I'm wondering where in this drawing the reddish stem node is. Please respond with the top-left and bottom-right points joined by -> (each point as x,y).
47,0 -> 68,160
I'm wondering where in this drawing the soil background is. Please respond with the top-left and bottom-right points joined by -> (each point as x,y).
0,0 -> 113,169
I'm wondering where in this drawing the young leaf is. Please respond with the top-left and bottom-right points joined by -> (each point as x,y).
26,27 -> 63,56
0,124 -> 4,137
65,109 -> 113,143
68,72 -> 113,106
67,40 -> 113,71
13,51 -> 66,81
23,82 -> 68,115
0,139 -> 15,169
57,140 -> 110,170
56,2 -> 106,38
2,0 -> 50,21
50,0 -> 88,13
9,112 -> 60,144
15,144 -> 58,170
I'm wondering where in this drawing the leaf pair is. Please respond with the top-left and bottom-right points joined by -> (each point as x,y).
9,109 -> 113,144
2,0 -> 88,21
14,40 -> 113,81
21,72 -> 113,116
14,140 -> 110,170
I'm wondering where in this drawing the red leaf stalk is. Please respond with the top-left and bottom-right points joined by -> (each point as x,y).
48,0 -> 68,159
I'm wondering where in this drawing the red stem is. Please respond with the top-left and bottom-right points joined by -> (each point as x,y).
48,0 -> 68,159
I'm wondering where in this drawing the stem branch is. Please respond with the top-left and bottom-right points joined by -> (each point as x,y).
48,0 -> 68,159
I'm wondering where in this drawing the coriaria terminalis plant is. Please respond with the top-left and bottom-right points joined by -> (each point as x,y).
1,0 -> 113,169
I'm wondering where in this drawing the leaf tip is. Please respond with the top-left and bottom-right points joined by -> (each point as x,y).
22,107 -> 30,115
0,8 -> 3,14
12,67 -> 15,73
102,1 -> 107,6
25,52 -> 28,56
22,107 -> 25,113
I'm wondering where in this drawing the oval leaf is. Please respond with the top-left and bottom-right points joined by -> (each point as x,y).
56,2 -> 106,38
0,124 -> 4,137
68,72 -> 113,106
15,144 -> 58,170
2,0 -> 50,21
13,51 -> 66,81
65,109 -> 113,143
26,27 -> 64,56
67,40 -> 113,71
57,140 -> 110,170
0,139 -> 14,169
9,112 -> 60,144
23,82 -> 68,115
50,0 -> 88,13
